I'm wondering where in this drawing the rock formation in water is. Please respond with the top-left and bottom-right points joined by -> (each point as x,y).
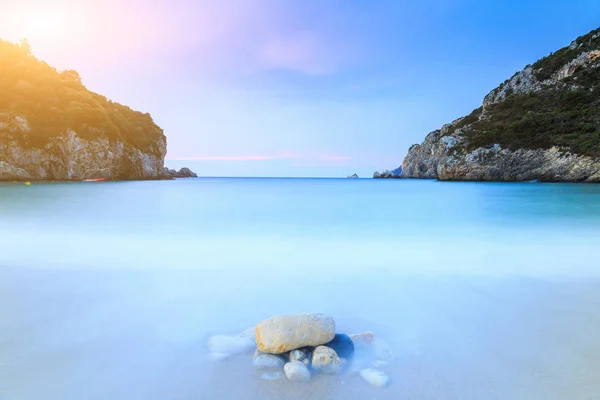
162,167 -> 198,178
206,313 -> 392,387
373,167 -> 402,179
382,27 -> 600,182
0,39 -> 171,181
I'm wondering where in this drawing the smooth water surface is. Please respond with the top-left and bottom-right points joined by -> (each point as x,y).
1,178 -> 600,399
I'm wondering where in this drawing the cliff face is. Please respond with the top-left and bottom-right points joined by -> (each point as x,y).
394,27 -> 600,182
400,125 -> 600,182
0,39 -> 167,181
0,119 -> 166,180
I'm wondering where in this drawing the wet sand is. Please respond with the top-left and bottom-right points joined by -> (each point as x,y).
1,267 -> 600,400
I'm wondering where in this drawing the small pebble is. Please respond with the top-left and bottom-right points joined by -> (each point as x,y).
360,368 -> 390,388
311,346 -> 342,374
290,348 -> 311,366
284,361 -> 311,382
253,350 -> 286,369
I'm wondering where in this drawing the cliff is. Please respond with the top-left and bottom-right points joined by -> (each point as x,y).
389,27 -> 600,182
0,39 -> 167,180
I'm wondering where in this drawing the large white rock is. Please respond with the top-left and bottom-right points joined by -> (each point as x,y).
311,346 -> 342,375
284,361 -> 311,382
360,368 -> 390,388
256,313 -> 335,354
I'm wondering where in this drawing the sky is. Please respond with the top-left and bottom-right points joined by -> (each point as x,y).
1,0 -> 599,177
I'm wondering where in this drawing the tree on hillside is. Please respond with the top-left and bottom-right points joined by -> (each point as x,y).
18,39 -> 31,54
60,70 -> 83,86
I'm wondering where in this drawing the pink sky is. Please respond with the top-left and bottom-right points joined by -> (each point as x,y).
167,153 -> 351,163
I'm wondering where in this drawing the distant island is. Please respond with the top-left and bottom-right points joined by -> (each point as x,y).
0,39 -> 194,181
376,27 -> 600,182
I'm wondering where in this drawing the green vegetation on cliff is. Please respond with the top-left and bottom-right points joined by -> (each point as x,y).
466,81 -> 600,156
448,27 -> 600,158
0,39 -> 164,156
532,28 -> 600,80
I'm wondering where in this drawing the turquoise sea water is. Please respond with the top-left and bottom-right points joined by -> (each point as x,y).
1,178 -> 600,399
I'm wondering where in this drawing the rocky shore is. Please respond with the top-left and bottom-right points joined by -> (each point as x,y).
161,167 -> 198,179
207,313 -> 392,388
373,168 -> 402,179
0,128 -> 166,181
0,119 -> 198,181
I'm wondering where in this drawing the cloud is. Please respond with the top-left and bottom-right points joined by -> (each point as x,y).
319,154 -> 352,161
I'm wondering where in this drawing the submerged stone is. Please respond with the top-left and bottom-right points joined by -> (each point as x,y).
253,350 -> 286,369
289,348 -> 311,366
349,331 -> 375,345
255,313 -> 335,354
324,334 -> 355,359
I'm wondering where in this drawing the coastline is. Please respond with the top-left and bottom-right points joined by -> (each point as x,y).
372,176 -> 600,183
0,167 -> 198,182
0,177 -> 197,182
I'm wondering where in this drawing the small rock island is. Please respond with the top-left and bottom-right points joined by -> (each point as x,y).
207,313 -> 393,388
162,167 -> 198,179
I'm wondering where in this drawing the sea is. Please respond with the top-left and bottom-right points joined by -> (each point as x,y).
1,178 -> 600,400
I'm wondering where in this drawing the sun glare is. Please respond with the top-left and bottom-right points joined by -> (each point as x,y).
23,12 -> 68,40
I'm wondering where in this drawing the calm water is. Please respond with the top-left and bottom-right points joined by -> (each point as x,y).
1,178 -> 600,399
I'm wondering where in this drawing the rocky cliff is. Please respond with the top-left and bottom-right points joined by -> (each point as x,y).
0,39 -> 167,181
387,27 -> 600,182
1,120 -> 166,180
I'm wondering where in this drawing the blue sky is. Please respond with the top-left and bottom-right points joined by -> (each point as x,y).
2,0 -> 600,176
